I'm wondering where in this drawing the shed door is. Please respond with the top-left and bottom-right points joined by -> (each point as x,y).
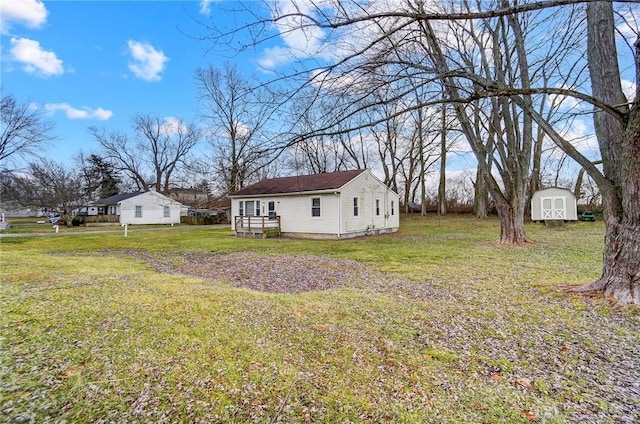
541,197 -> 566,220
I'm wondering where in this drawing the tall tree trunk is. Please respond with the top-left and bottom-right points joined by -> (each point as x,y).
577,103 -> 640,305
495,202 -> 527,244
572,3 -> 640,305
438,100 -> 447,215
417,107 -> 427,216
474,166 -> 488,218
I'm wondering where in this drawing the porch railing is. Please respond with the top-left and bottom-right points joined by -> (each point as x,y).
234,215 -> 281,237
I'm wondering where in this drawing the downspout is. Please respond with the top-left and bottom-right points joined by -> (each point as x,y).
371,189 -> 375,231
384,188 -> 388,228
335,191 -> 341,238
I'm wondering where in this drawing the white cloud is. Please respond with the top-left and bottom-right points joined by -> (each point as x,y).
9,37 -> 64,77
199,0 -> 216,15
257,46 -> 295,69
127,40 -> 168,82
44,103 -> 113,120
160,116 -> 188,135
0,0 -> 47,34
257,0 -> 332,70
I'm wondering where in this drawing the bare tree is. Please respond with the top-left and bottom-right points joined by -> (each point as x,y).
288,98 -> 343,174
195,62 -> 277,195
91,114 -> 199,194
2,159 -> 83,220
0,93 -> 55,168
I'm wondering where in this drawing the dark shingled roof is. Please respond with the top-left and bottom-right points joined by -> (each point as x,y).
230,169 -> 367,196
95,191 -> 145,205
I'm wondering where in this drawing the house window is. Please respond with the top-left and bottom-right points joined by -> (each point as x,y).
391,200 -> 395,216
163,205 -> 170,218
242,200 -> 260,216
375,198 -> 381,216
311,197 -> 321,217
135,205 -> 142,218
353,197 -> 359,217
239,201 -> 244,216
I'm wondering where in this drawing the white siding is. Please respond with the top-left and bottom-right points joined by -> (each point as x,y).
232,195 -> 340,234
119,191 -> 182,225
280,194 -> 340,234
339,171 -> 400,235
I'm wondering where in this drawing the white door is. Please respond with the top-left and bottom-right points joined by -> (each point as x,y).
540,197 -> 566,220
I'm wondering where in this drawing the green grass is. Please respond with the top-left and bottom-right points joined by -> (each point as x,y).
1,215 -> 638,423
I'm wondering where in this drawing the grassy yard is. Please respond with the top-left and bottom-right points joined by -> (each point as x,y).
1,215 -> 638,423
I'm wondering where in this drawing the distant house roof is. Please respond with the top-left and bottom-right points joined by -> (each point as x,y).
230,169 -> 367,196
95,191 -> 145,205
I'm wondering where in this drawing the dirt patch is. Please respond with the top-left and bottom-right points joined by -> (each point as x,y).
135,250 -> 380,294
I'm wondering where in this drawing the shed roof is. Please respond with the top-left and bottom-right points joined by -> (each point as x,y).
230,169 -> 367,196
534,187 -> 576,197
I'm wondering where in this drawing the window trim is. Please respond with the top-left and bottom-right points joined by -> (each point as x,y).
375,198 -> 381,216
311,196 -> 321,218
353,197 -> 359,217
163,205 -> 170,218
135,205 -> 142,218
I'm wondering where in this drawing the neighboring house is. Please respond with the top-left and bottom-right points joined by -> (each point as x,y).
229,169 -> 400,239
531,187 -> 578,222
0,203 -> 32,217
73,205 -> 100,216
95,191 -> 184,225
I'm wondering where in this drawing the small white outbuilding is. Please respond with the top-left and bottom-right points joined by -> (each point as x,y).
531,187 -> 578,222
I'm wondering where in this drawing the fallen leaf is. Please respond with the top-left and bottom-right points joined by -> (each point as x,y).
515,377 -> 532,389
490,373 -> 503,382
61,368 -> 78,378
521,410 -> 536,420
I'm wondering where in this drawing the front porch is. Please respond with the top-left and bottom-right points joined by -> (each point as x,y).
234,216 -> 281,238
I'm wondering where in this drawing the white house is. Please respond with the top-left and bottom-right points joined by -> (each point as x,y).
531,187 -> 578,222
96,191 -> 184,225
229,169 -> 400,239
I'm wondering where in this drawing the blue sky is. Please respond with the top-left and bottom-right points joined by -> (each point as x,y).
1,0 -> 274,167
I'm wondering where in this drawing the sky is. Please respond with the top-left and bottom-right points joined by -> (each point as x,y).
1,0 -> 279,168
1,0 -> 638,182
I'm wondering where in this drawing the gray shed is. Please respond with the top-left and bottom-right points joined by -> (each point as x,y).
531,187 -> 578,221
